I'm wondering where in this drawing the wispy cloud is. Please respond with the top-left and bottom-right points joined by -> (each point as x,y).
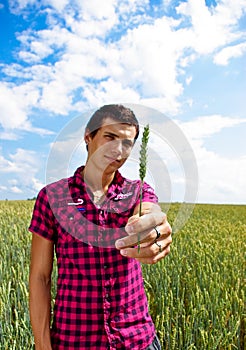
177,115 -> 246,204
179,114 -> 246,141
176,0 -> 246,54
0,148 -> 45,196
0,82 -> 54,137
214,42 -> 246,65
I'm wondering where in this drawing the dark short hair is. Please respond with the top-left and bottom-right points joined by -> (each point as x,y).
85,104 -> 139,141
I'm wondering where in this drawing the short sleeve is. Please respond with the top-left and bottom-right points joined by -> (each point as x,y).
29,187 -> 57,242
136,181 -> 158,205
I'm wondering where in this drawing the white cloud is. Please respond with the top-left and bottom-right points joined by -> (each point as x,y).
83,79 -> 140,108
0,148 -> 45,195
195,149 -> 246,204
69,0 -> 118,34
185,76 -> 193,85
31,177 -> 45,192
18,39 -> 54,63
44,0 -> 69,13
176,115 -> 246,203
176,0 -> 246,55
139,114 -> 246,204
179,114 -> 246,141
0,131 -> 19,141
2,0 -> 245,121
0,83 -> 31,129
0,82 -> 54,135
214,42 -> 246,65
2,63 -> 53,81
10,186 -> 23,194
8,0 -> 36,12
0,148 -> 38,173
39,78 -> 74,115
115,17 -> 184,108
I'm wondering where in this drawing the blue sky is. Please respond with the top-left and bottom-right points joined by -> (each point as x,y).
0,0 -> 245,204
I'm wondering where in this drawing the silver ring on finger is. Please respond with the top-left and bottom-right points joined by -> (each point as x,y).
154,240 -> 162,253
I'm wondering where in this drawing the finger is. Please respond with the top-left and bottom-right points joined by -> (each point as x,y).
115,221 -> 172,250
133,202 -> 161,216
115,227 -> 156,249
136,246 -> 171,264
126,214 -> 140,228
125,211 -> 166,235
120,243 -> 171,264
119,235 -> 172,258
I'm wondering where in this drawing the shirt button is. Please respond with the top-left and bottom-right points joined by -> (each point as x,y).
105,293 -> 111,302
104,265 -> 108,269
68,215 -> 74,220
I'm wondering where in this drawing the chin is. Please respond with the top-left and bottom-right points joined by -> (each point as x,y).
105,162 -> 121,172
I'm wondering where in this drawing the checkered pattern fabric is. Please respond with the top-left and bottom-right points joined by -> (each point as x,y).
29,166 -> 158,349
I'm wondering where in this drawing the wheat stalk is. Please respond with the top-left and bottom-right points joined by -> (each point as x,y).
138,124 -> 150,252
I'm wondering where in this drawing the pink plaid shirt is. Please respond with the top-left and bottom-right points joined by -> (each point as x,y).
29,166 -> 158,349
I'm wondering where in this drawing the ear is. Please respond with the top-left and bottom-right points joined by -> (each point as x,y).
84,129 -> 91,145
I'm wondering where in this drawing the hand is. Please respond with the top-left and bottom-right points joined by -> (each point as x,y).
115,209 -> 172,264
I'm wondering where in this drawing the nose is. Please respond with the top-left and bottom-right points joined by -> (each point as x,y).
111,140 -> 123,157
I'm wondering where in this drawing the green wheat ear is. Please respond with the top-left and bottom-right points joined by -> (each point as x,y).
138,124 -> 150,252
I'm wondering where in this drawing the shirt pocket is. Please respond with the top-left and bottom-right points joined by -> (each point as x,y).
53,201 -> 88,241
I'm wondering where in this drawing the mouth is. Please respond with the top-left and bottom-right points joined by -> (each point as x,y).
104,156 -> 121,164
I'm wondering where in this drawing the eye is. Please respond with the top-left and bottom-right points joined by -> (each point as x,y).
105,134 -> 114,140
122,139 -> 133,149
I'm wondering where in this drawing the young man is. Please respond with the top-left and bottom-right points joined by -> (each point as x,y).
29,104 -> 172,349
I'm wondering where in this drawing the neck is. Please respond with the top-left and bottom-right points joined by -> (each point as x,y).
82,164 -> 115,193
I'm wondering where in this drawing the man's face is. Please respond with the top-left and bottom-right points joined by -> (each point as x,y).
85,117 -> 137,173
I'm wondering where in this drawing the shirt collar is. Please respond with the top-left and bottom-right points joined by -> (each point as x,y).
71,166 -> 126,199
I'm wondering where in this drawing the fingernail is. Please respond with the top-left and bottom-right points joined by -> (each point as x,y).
120,249 -> 127,256
125,225 -> 134,234
116,240 -> 125,248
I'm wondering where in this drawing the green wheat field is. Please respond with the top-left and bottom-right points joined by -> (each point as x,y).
0,200 -> 245,349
